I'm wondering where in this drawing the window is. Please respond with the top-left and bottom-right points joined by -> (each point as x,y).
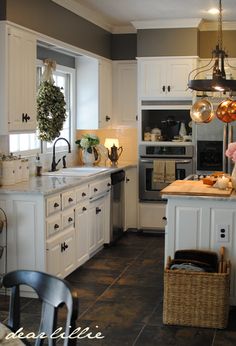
9,62 -> 75,155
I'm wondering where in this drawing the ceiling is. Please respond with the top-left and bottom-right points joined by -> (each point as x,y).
53,0 -> 236,32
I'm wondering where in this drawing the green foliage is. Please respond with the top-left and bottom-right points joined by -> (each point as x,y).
75,134 -> 100,153
37,81 -> 67,142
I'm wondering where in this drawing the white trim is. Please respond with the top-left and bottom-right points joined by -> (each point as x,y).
136,56 -> 199,61
199,20 -> 236,31
132,18 -> 202,29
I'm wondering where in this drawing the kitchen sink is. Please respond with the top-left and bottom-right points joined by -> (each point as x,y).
43,166 -> 110,177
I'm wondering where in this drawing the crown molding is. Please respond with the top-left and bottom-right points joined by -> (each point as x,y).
199,20 -> 236,31
132,18 -> 202,29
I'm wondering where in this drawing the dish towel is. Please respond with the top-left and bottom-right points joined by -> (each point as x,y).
152,160 -> 165,189
165,160 -> 176,183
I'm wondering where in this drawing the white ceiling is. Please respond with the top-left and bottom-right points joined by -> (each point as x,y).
53,0 -> 236,32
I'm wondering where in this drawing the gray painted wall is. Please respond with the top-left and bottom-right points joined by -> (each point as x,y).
199,30 -> 236,58
111,34 -> 137,60
37,46 -> 75,68
137,28 -> 198,57
5,0 -> 111,59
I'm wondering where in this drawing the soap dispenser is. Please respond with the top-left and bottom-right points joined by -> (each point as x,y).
35,153 -> 42,176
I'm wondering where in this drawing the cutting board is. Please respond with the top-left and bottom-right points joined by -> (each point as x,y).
161,180 -> 233,197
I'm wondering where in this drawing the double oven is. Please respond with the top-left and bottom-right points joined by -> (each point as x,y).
139,144 -> 194,201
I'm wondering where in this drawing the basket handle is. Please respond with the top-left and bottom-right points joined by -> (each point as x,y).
167,256 -> 171,269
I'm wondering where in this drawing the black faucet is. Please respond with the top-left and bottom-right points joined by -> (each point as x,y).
50,137 -> 71,172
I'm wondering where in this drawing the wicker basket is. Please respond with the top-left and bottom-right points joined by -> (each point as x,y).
163,251 -> 230,329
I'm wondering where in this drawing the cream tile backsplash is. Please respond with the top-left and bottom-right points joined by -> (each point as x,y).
76,128 -> 138,165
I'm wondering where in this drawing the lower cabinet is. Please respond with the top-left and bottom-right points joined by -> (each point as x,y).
88,196 -> 105,255
46,227 -> 76,278
74,202 -> 89,267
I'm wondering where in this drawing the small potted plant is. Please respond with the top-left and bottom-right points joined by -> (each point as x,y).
75,134 -> 100,166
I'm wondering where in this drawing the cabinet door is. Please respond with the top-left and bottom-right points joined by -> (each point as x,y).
8,26 -> 36,132
88,197 -> 106,254
46,228 -> 75,278
88,206 -> 97,254
75,204 -> 89,266
124,167 -> 137,230
96,199 -> 105,247
112,61 -> 137,127
139,59 -> 166,98
167,59 -> 194,98
99,59 -> 112,128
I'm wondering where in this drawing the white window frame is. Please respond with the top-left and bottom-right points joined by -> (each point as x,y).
9,61 -> 76,156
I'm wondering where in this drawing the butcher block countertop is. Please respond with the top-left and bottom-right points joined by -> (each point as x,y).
161,180 -> 233,197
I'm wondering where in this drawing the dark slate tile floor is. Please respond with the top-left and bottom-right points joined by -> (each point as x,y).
1,231 -> 236,345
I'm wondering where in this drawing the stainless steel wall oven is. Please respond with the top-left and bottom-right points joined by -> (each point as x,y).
139,144 -> 194,201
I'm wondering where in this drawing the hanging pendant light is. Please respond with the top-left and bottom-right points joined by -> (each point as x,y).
188,0 -> 236,93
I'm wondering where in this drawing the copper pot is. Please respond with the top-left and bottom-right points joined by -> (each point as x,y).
216,98 -> 234,123
227,100 -> 236,121
190,99 -> 214,123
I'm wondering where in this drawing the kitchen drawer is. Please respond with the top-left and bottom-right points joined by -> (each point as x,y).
89,178 -> 111,199
76,184 -> 89,203
61,190 -> 76,210
62,208 -> 75,230
46,194 -> 61,217
46,214 -> 62,238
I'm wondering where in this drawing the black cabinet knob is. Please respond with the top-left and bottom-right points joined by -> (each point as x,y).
68,217 -> 73,222
107,183 -> 111,187
54,202 -> 59,208
96,207 -> 101,214
68,197 -> 73,203
126,178 -> 130,183
162,216 -> 167,221
94,188 -> 98,192
82,192 -> 86,197
54,224 -> 59,229
82,206 -> 87,211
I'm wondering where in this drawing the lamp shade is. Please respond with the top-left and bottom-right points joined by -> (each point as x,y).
104,138 -> 119,148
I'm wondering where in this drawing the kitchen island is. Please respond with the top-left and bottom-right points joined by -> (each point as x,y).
162,180 -> 236,305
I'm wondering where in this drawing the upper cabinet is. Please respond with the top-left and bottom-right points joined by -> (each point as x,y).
0,23 -> 37,134
112,61 -> 137,128
76,56 -> 112,130
138,57 -> 197,99
99,59 -> 112,128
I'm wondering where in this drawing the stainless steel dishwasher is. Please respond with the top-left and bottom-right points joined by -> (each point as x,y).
109,170 -> 125,244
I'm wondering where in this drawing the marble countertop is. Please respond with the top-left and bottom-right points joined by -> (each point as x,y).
0,163 -> 136,195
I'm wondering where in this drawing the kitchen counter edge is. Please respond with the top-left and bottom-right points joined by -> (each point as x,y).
0,164 -> 137,196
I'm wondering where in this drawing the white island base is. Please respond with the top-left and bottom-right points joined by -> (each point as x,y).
163,193 -> 236,306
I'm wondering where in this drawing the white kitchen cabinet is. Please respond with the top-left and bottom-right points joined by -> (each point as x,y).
0,23 -> 36,134
88,196 -> 106,255
138,57 -> 196,99
164,196 -> 236,305
139,202 -> 166,230
124,167 -> 138,231
46,227 -> 76,278
99,59 -> 112,128
76,56 -> 112,129
74,202 -> 89,267
112,61 -> 137,127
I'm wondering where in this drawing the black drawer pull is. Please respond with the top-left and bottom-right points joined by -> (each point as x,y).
82,192 -> 86,197
82,207 -> 87,211
167,85 -> 171,92
105,115 -> 111,122
126,178 -> 130,183
54,224 -> 59,229
64,243 -> 68,250
68,197 -> 73,202
68,217 -> 73,222
22,113 -> 31,122
162,216 -> 167,221
107,183 -> 111,187
54,202 -> 59,208
94,188 -> 98,192
96,207 -> 101,214
162,85 -> 165,92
